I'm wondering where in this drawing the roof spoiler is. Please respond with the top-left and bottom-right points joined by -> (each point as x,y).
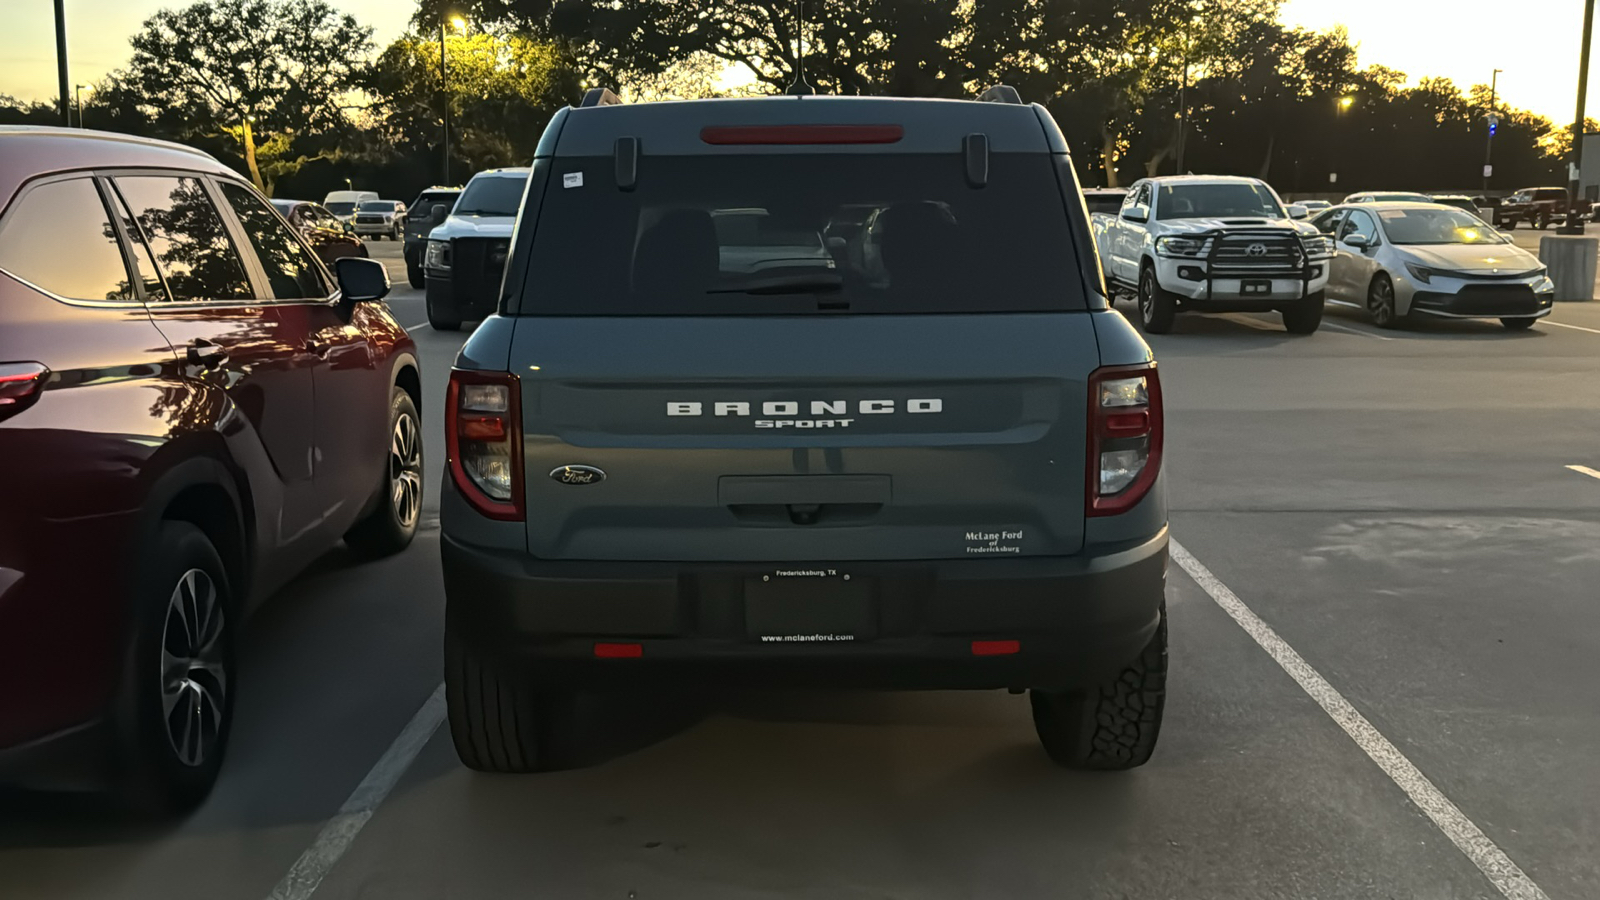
976,85 -> 1023,105
579,87 -> 624,108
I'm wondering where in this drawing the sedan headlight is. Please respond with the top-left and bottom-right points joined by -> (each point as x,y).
424,239 -> 451,271
1155,235 -> 1211,258
1404,263 -> 1434,284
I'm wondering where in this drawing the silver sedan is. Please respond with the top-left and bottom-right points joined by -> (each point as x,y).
1311,202 -> 1556,330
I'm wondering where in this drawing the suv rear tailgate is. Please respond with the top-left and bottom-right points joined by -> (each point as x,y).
511,313 -> 1096,561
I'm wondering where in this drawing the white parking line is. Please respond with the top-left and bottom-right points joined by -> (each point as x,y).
1320,320 -> 1396,341
265,683 -> 447,900
1565,464 -> 1600,481
404,321 -> 431,333
1543,320 -> 1600,336
1169,540 -> 1550,900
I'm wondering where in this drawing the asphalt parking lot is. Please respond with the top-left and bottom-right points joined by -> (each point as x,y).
2,239 -> 1597,900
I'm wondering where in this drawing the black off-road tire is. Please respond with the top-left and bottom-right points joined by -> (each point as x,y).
344,388 -> 423,558
114,521 -> 236,814
407,263 -> 425,290
445,627 -> 579,773
1282,291 -> 1325,334
1030,607 -> 1167,770
1137,264 -> 1177,334
1501,316 -> 1538,331
426,293 -> 462,331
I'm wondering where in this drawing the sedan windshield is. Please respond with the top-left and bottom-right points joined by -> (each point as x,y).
1377,207 -> 1506,244
1156,183 -> 1282,219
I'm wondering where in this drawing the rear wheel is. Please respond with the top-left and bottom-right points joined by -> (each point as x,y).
1137,264 -> 1177,334
1366,274 -> 1401,328
1501,316 -> 1538,331
407,264 -> 425,290
1281,291 -> 1325,334
114,521 -> 235,814
427,292 -> 462,331
1031,606 -> 1167,770
344,388 -> 423,558
445,627 -> 576,773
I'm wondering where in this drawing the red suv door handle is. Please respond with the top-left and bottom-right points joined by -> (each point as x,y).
186,339 -> 229,369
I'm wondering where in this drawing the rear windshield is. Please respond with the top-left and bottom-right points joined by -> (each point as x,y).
325,202 -> 356,215
1156,183 -> 1282,219
454,176 -> 527,217
515,153 -> 1083,315
1083,193 -> 1126,215
411,191 -> 459,210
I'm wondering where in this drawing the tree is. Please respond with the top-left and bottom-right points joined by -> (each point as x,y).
363,29 -> 579,173
121,0 -> 373,194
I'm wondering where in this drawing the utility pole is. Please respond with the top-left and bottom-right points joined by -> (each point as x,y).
1483,69 -> 1502,192
1175,39 -> 1189,174
53,0 -> 70,126
1561,0 -> 1596,234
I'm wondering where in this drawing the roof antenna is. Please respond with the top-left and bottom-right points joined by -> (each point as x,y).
786,0 -> 816,96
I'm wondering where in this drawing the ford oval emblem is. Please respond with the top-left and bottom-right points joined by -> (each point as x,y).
549,465 -> 606,485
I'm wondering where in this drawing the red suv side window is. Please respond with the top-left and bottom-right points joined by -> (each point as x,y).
0,178 -> 137,304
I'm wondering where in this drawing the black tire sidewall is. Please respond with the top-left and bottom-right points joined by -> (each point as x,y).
1367,275 -> 1397,327
345,388 -> 422,557
114,521 -> 235,814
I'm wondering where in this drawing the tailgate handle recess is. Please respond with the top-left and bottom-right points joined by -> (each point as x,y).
719,475 -> 890,526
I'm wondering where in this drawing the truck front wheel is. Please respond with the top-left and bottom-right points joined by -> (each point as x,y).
1281,292 -> 1325,334
1137,264 -> 1177,334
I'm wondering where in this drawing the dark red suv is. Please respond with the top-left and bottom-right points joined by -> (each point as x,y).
0,127 -> 423,811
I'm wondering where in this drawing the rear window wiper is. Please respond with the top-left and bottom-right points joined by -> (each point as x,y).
708,273 -> 844,295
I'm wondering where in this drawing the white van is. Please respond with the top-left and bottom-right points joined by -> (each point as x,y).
322,190 -> 379,223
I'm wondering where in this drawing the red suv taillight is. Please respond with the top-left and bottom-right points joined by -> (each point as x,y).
1087,363 -> 1162,517
0,362 -> 48,424
446,369 -> 524,521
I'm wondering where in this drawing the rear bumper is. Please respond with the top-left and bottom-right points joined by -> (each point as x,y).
442,529 -> 1168,691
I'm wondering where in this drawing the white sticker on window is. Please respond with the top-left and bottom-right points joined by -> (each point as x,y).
563,172 -> 583,189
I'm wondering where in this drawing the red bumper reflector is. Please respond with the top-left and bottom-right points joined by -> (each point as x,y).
971,640 -> 1020,657
594,642 -> 643,659
700,125 -> 905,145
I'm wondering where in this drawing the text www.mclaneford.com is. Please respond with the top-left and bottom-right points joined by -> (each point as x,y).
760,634 -> 856,643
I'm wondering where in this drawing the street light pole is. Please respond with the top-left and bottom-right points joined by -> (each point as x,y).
75,84 -> 89,129
438,17 -> 455,185
1483,68 -> 1501,192
1561,0 -> 1596,234
1175,40 -> 1189,174
53,0 -> 70,126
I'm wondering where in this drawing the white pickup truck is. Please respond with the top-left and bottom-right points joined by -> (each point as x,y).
1092,175 -> 1334,334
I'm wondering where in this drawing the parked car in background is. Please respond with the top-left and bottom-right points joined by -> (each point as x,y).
1344,191 -> 1433,205
423,168 -> 529,330
1096,174 -> 1331,333
352,199 -> 407,241
1498,187 -> 1579,229
1427,195 -> 1484,217
1297,199 -> 1333,213
271,199 -> 369,264
322,189 -> 379,223
1311,202 -> 1553,330
1081,188 -> 1129,215
404,186 -> 461,288
0,127 -> 424,811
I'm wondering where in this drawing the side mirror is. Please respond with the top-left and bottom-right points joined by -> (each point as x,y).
1122,208 -> 1148,223
334,257 -> 390,319
431,203 -> 450,222
1287,204 -> 1308,220
1344,233 -> 1370,249
826,236 -> 848,251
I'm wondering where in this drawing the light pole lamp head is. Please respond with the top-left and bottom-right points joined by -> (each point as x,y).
1339,95 -> 1355,110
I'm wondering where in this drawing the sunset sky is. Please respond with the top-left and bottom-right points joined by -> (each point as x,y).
2,0 -> 1594,124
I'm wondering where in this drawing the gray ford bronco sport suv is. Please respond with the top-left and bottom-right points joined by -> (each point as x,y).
439,86 -> 1169,771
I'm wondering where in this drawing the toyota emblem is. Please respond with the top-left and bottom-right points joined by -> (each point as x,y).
1246,242 -> 1269,257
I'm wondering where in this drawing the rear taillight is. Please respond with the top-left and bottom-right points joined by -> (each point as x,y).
1087,363 -> 1162,517
0,362 -> 48,423
446,369 -> 523,521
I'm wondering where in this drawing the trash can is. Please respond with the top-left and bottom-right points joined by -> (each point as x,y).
1539,235 -> 1598,301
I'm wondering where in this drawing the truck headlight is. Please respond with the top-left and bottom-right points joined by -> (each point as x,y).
1155,236 -> 1210,258
424,239 -> 451,272
1300,235 -> 1335,259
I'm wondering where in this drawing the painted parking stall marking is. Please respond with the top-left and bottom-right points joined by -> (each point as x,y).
1169,539 -> 1551,900
1564,464 -> 1600,481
